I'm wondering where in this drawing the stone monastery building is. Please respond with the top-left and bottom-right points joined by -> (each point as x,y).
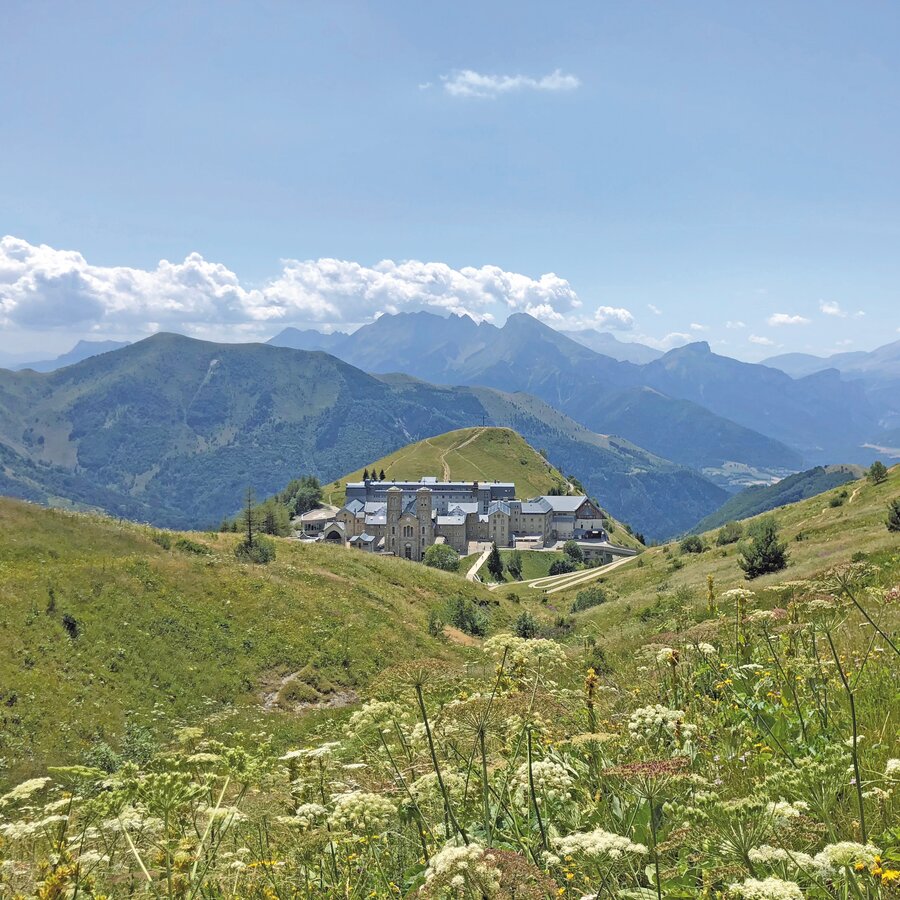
313,476 -> 610,561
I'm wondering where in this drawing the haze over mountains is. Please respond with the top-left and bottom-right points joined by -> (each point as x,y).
269,311 -> 892,473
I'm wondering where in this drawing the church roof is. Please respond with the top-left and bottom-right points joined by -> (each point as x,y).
436,514 -> 466,526
520,498 -> 553,514
539,494 -> 590,512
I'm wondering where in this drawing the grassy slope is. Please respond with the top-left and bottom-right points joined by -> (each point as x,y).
322,426 -> 643,550
0,498 -> 502,782
691,463 -> 866,533
322,427 -> 567,507
551,463 -> 900,653
478,549 -> 566,582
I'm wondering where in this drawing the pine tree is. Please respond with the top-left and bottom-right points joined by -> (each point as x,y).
363,468 -> 369,481
379,469 -> 386,480
868,460 -> 889,485
241,487 -> 257,548
506,548 -> 523,580
887,498 -> 900,533
486,543 -> 504,581
738,516 -> 788,579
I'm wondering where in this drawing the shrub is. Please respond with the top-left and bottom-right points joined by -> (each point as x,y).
548,558 -> 576,576
151,531 -> 172,549
446,596 -> 487,637
174,537 -> 211,555
513,611 -> 538,639
829,495 -> 844,508
423,544 -> 460,572
562,540 -> 584,563
716,521 -> 743,545
427,609 -> 444,637
738,516 -> 788,579
61,613 -> 79,639
679,535 -> 704,554
571,584 -> 609,613
234,535 -> 276,564
887,498 -> 900,533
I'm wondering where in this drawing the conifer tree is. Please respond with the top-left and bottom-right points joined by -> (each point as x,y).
506,548 -> 523,580
887,498 -> 900,533
486,542 -> 504,581
379,469 -> 386,480
738,516 -> 788,579
363,468 -> 369,481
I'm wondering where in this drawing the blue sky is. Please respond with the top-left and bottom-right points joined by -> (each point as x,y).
1,1 -> 899,360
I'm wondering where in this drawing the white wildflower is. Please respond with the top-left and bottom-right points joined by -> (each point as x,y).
346,700 -> 406,736
697,642 -> 717,656
329,790 -> 395,833
421,842 -> 500,897
555,828 -> 648,860
276,802 -> 327,830
656,647 -> 678,665
728,876 -> 804,899
748,846 -> 816,870
766,800 -> 809,821
0,777 -> 51,806
410,772 -> 466,806
884,758 -> 900,777
512,758 -> 574,809
813,841 -> 881,872
483,634 -> 567,670
628,704 -> 697,749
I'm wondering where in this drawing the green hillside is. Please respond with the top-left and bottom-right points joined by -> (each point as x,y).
0,497 -> 502,784
690,463 -> 865,533
322,426 -> 644,547
545,463 -> 900,652
0,334 -> 726,540
323,426 -> 567,506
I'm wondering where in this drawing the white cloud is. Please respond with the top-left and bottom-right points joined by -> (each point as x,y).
819,300 -> 846,317
835,339 -> 853,346
689,322 -> 706,331
591,305 -> 634,330
440,68 -> 580,99
726,320 -> 746,329
767,313 -> 810,326
749,334 -> 776,346
0,236 -> 583,336
647,303 -> 662,315
639,332 -> 692,351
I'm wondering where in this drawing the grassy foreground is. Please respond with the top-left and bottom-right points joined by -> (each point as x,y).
0,470 -> 897,897
0,498 -> 502,783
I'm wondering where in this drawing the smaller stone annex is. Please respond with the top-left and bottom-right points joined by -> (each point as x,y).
299,476 -> 616,562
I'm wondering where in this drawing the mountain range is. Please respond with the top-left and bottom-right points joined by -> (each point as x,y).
270,311 -> 886,475
0,333 -> 726,539
12,339 -> 131,372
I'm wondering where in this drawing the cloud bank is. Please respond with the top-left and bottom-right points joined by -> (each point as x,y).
767,313 -> 810,326
439,68 -> 580,99
0,236 -> 590,337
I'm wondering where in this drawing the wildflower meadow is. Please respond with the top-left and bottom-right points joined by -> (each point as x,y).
1,563 -> 898,898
